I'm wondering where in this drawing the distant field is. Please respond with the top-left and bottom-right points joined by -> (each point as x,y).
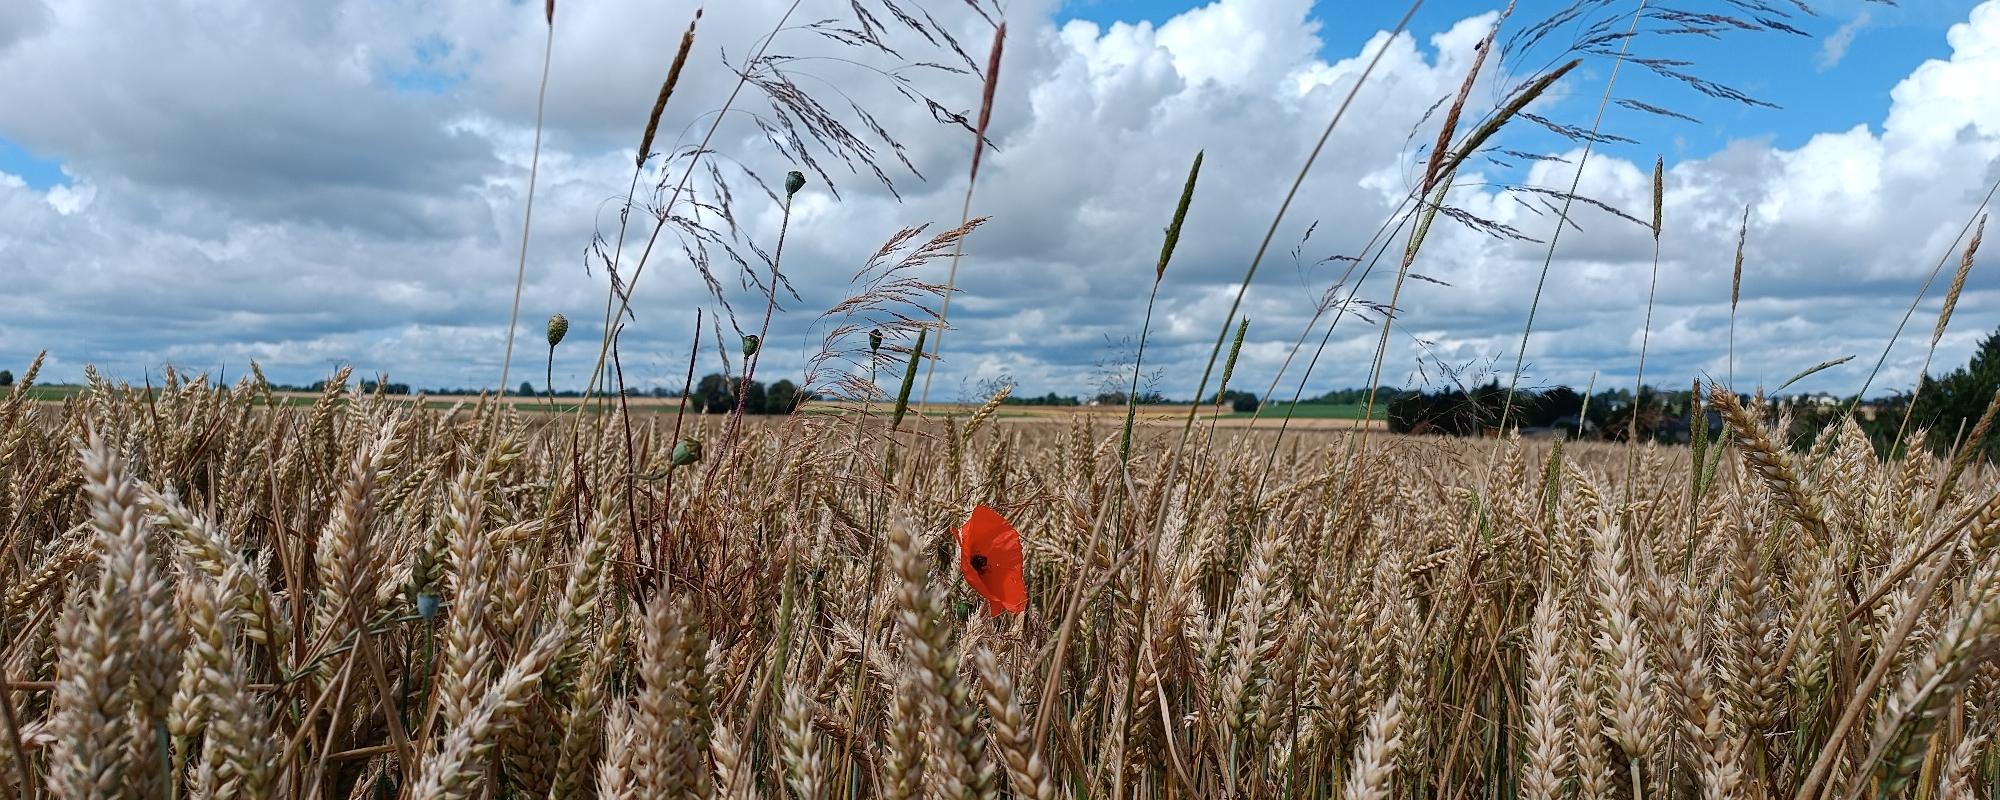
14,385 -> 1385,428
1232,402 -> 1378,420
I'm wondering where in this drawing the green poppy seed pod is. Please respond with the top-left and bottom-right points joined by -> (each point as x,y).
546,313 -> 569,347
742,334 -> 760,358
869,329 -> 884,354
672,438 -> 702,467
785,170 -> 806,197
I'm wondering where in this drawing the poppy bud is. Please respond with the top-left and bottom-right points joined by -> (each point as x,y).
546,313 -> 569,347
785,170 -> 806,197
869,329 -> 883,354
672,438 -> 703,466
742,334 -> 760,358
415,593 -> 440,620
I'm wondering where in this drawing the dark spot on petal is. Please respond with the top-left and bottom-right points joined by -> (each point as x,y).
971,554 -> 988,574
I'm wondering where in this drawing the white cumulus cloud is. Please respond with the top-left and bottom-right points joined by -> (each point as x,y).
0,0 -> 1995,404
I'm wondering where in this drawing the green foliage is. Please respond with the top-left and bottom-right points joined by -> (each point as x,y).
695,373 -> 732,413
1208,389 -> 1258,413
1909,328 -> 2000,460
768,379 -> 799,414
693,373 -> 788,414
0,370 -> 12,387
358,379 -> 411,395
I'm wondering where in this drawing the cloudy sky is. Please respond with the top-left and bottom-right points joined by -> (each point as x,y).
0,0 -> 1994,402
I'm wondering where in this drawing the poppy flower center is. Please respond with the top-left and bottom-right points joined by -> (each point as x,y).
970,554 -> 989,574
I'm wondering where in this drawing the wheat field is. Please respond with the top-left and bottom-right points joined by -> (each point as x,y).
0,4 -> 1989,797
4,353 -> 2000,799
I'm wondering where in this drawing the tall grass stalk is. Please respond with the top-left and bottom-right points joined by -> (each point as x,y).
495,4 -> 557,401
1729,205 -> 1747,388
919,22 -> 1007,411
1627,156 -> 1665,483
1496,2 -> 1648,436
1122,150 -> 1203,465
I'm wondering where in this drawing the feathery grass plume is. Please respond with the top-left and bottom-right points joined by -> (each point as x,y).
1710,385 -> 1831,545
1122,149 -> 1205,463
636,10 -> 700,166
1435,59 -> 1581,183
920,21 -> 1008,410
1498,19 -> 1646,434
1157,152 -> 1203,283
1171,0 -> 1421,475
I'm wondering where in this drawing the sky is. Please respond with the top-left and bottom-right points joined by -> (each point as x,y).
1,0 -> 1997,403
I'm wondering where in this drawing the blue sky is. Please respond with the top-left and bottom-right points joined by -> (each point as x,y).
1057,0 -> 1955,163
6,0 -> 2000,399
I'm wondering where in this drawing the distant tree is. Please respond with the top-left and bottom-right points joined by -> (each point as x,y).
1534,386 -> 1585,427
1910,327 -> 2000,459
740,379 -> 768,414
520,381 -> 536,397
695,373 -> 732,413
0,370 -> 12,387
768,379 -> 800,414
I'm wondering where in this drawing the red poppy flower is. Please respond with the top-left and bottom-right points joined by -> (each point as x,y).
958,504 -> 1027,616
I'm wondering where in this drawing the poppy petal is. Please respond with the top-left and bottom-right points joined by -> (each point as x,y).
959,504 -> 1028,615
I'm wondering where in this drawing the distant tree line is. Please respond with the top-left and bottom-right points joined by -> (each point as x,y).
221,324 -> 2000,460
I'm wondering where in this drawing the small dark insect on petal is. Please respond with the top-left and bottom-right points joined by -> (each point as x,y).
971,554 -> 989,574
